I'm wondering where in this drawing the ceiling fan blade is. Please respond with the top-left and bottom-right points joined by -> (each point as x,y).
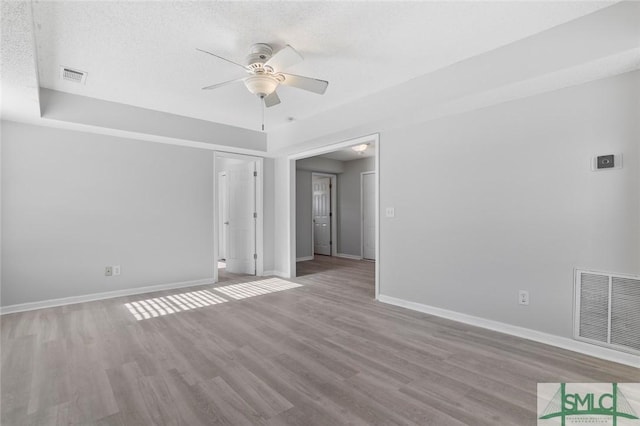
264,91 -> 281,108
265,45 -> 303,71
279,73 -> 328,95
196,48 -> 247,70
202,77 -> 245,90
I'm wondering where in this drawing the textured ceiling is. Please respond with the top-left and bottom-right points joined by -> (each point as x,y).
1,1 -> 41,119
31,1 -> 613,132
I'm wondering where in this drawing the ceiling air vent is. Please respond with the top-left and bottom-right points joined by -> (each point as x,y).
60,66 -> 87,84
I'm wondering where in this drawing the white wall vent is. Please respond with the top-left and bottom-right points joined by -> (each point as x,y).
60,66 -> 87,84
574,269 -> 640,355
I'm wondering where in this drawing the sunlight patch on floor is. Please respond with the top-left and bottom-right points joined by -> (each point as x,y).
125,278 -> 303,320
125,290 -> 227,320
214,278 -> 302,300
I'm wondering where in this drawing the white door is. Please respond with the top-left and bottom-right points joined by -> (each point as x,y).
226,162 -> 256,274
218,172 -> 228,260
362,172 -> 375,260
313,177 -> 331,256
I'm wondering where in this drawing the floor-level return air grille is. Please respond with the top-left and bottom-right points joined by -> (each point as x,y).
575,269 -> 640,355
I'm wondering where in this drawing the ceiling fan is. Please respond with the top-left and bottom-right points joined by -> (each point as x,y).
197,43 -> 329,111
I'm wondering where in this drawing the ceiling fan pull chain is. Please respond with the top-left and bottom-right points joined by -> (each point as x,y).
261,95 -> 265,131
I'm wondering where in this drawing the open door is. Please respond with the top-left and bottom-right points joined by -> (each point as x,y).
226,162 -> 256,275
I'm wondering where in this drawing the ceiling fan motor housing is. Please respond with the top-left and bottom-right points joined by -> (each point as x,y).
246,43 -> 273,68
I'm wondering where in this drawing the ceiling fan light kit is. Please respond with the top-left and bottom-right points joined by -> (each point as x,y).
243,75 -> 279,97
198,42 -> 329,130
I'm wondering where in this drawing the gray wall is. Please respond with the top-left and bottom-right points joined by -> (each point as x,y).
272,157 -> 291,276
295,169 -> 313,259
379,71 -> 640,338
262,158 -> 275,272
40,89 -> 267,152
337,157 -> 375,256
1,121 -> 215,306
296,157 -> 344,174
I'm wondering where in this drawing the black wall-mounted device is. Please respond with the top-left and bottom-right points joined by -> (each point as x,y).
596,155 -> 615,169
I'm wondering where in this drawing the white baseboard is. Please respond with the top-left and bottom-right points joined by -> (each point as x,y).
0,278 -> 214,315
263,270 -> 290,278
336,253 -> 363,260
378,294 -> 640,368
296,256 -> 314,262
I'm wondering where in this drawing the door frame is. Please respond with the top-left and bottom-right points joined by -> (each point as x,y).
218,171 -> 228,261
361,171 -> 375,260
213,151 -> 264,282
311,173 -> 338,258
287,133 -> 380,299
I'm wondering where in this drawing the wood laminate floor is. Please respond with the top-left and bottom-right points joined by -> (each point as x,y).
2,256 -> 638,425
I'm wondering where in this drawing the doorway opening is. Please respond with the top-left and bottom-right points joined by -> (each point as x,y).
214,153 -> 263,283
290,134 -> 379,298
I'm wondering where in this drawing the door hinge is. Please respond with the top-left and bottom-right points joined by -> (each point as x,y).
330,241 -> 333,245
253,171 -> 258,177
253,212 -> 257,218
253,253 -> 257,260
329,212 -> 332,217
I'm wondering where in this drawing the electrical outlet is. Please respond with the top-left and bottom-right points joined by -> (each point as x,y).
385,207 -> 395,218
518,290 -> 529,305
113,265 -> 121,276
105,266 -> 113,277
